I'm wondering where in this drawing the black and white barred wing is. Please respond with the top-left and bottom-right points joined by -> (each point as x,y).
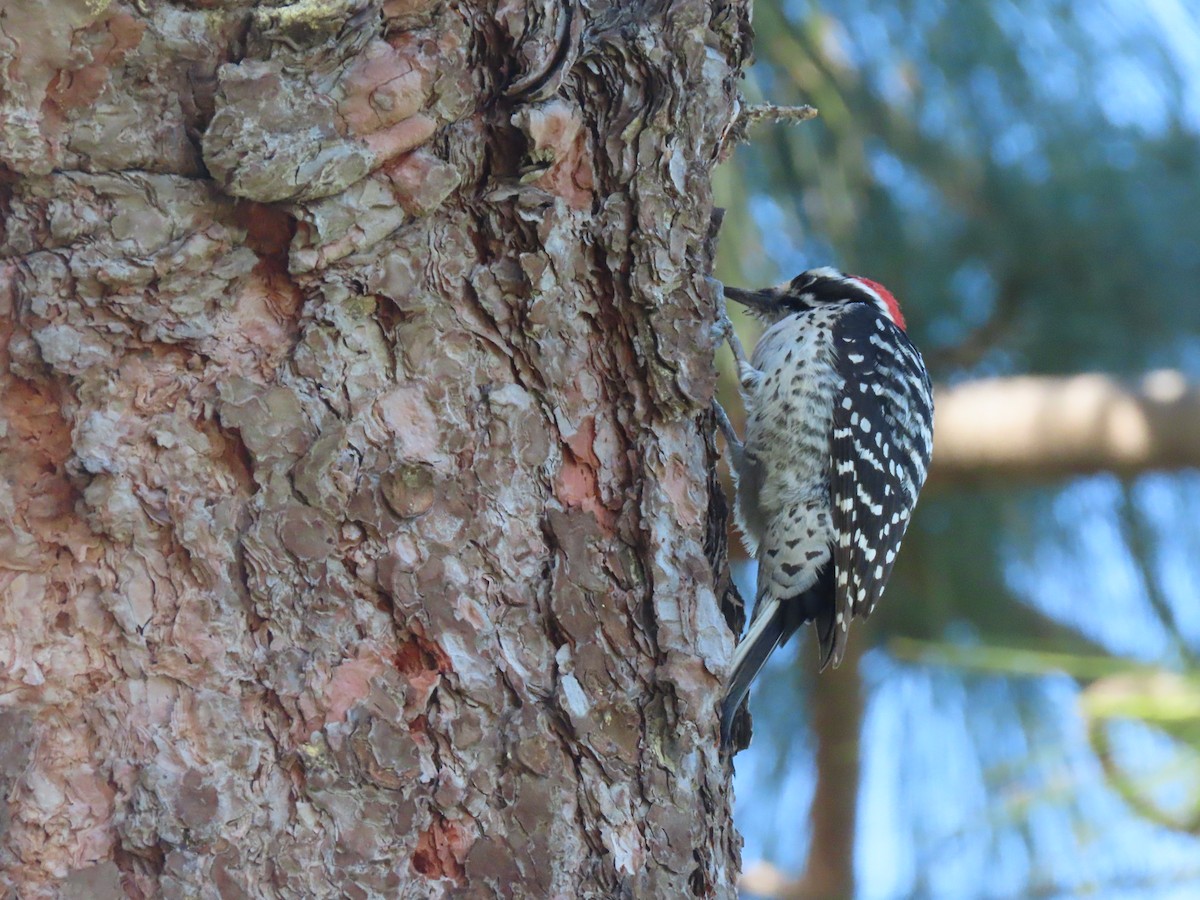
827,304 -> 933,666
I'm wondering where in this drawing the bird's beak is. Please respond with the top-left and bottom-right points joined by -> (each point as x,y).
721,285 -> 781,315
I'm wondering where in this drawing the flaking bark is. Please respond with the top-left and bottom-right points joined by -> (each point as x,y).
0,0 -> 751,896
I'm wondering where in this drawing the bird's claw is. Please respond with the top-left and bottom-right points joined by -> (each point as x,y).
711,316 -> 734,344
707,277 -> 732,341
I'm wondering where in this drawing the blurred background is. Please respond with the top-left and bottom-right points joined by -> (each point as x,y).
713,1 -> 1200,897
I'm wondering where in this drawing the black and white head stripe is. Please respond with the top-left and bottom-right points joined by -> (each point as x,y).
774,268 -> 907,330
825,302 -> 933,666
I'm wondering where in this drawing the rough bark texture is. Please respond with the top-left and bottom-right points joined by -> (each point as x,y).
930,371 -> 1200,486
0,1 -> 752,896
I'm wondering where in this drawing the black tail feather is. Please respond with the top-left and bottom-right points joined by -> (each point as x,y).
721,565 -> 837,750
814,600 -> 837,671
720,605 -> 787,748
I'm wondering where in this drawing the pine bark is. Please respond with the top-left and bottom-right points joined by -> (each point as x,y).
0,1 -> 751,896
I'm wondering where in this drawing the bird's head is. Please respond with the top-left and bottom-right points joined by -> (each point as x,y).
723,266 -> 907,331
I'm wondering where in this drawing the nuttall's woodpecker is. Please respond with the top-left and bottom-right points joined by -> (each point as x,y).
713,267 -> 934,747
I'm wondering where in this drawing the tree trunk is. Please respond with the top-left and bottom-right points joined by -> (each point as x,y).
790,639 -> 862,900
0,1 -> 751,896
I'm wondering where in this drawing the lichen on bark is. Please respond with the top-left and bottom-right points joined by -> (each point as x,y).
0,0 -> 752,896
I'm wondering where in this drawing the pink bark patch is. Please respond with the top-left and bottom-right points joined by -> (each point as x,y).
563,415 -> 601,468
525,100 -> 580,158
229,265 -> 303,374
382,0 -> 442,18
393,632 -> 450,717
376,385 -> 440,462
45,12 -> 144,113
548,146 -> 596,209
338,40 -> 428,133
411,816 -> 472,883
393,631 -> 452,675
558,456 -> 616,532
660,457 -> 704,530
325,653 -> 388,725
343,41 -> 427,128
382,149 -> 457,215
335,36 -> 440,167
557,416 -> 616,528
524,100 -> 595,209
362,114 -> 437,164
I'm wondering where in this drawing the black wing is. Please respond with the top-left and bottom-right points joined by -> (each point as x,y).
826,304 -> 933,667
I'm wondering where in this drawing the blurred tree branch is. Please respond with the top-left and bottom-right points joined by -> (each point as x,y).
886,643 -> 1200,837
1115,484 -> 1197,665
930,371 -> 1200,486
1083,673 -> 1200,835
744,103 -> 820,126
886,637 -> 1163,680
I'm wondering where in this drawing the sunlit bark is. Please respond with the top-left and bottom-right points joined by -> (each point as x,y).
0,1 -> 751,895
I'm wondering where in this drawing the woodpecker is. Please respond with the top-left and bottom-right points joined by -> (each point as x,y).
714,267 -> 934,747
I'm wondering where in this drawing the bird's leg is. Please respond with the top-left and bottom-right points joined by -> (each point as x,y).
711,397 -> 741,451
725,327 -> 762,396
709,279 -> 760,482
709,278 -> 763,394
711,397 -> 748,479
